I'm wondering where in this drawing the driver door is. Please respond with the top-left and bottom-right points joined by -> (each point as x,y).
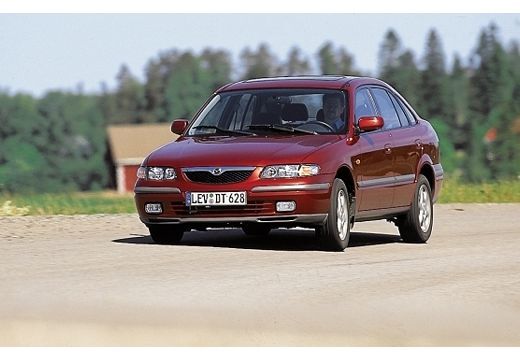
353,88 -> 394,211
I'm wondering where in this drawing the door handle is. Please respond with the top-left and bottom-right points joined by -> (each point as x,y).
384,143 -> 392,155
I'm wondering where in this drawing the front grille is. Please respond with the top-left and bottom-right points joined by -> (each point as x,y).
184,170 -> 254,184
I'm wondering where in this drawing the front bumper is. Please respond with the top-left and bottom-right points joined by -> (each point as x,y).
134,181 -> 331,228
140,213 -> 328,226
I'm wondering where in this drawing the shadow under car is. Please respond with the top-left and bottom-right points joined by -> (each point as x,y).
113,228 -> 403,252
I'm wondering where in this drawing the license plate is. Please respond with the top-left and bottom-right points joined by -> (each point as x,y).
186,191 -> 247,206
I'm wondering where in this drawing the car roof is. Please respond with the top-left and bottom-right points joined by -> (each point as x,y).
216,75 -> 388,92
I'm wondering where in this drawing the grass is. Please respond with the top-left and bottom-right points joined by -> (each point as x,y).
0,179 -> 519,216
438,179 -> 520,203
0,191 -> 135,216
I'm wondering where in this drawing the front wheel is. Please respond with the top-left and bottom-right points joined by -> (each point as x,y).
316,178 -> 351,251
397,175 -> 433,243
148,224 -> 184,245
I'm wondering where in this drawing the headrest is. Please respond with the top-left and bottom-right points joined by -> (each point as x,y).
281,103 -> 308,122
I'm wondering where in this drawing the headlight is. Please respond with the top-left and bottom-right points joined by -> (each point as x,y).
260,164 -> 320,178
137,166 -> 176,180
137,166 -> 147,179
164,168 -> 176,180
148,167 -> 164,180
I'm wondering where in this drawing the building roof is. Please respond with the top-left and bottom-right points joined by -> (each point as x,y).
107,123 -> 178,166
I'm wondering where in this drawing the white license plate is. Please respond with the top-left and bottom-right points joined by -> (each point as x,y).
186,191 -> 247,206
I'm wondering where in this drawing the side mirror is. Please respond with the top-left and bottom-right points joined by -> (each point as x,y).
171,119 -> 189,135
358,116 -> 384,132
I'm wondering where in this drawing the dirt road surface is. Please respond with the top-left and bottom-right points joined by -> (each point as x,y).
1,204 -> 519,346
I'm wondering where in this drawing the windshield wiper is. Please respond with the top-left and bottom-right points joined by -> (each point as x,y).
248,124 -> 317,135
192,125 -> 256,136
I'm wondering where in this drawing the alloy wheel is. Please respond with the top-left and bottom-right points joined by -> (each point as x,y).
418,184 -> 431,232
336,189 -> 349,240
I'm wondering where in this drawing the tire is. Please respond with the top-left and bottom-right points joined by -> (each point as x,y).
148,224 -> 184,245
397,174 -> 433,243
242,224 -> 271,236
316,178 -> 351,251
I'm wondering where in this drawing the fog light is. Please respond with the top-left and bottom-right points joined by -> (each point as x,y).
145,203 -> 163,214
276,201 -> 296,212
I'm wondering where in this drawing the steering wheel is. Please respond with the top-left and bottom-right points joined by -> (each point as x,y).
297,121 -> 335,132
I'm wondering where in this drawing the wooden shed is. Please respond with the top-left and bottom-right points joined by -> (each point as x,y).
107,123 -> 178,193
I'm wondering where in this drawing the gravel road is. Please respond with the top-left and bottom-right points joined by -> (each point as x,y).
1,204 -> 520,346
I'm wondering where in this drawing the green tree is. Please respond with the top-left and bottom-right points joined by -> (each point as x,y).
164,51 -> 213,119
37,92 -> 108,191
141,50 -> 182,123
466,23 -> 516,181
142,58 -> 168,123
141,48 -> 231,123
201,48 -> 232,91
0,138 -> 49,192
0,93 -> 51,192
283,46 -> 311,76
240,43 -> 279,79
110,64 -> 146,124
470,24 -> 512,117
0,93 -> 44,146
489,40 -> 520,179
392,50 -> 421,108
420,29 -> 447,119
444,54 -> 470,151
317,42 -> 337,74
336,47 -> 356,75
378,30 -> 402,83
377,31 -> 421,108
430,118 -> 458,175
317,41 -> 356,75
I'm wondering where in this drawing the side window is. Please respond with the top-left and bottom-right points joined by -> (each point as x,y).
371,88 -> 401,130
388,93 -> 408,127
396,96 -> 417,126
355,88 -> 377,123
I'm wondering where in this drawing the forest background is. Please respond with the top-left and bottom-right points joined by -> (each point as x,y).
1,23 -> 519,193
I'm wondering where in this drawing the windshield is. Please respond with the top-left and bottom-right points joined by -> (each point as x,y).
187,89 -> 348,136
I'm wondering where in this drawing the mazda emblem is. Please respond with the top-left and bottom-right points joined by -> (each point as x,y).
212,168 -> 223,176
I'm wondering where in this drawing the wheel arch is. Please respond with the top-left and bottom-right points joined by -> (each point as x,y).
418,162 -> 435,195
334,166 -> 357,220
334,165 -> 356,197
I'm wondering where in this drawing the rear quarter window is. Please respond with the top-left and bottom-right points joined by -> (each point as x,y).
388,93 -> 410,127
396,96 -> 417,125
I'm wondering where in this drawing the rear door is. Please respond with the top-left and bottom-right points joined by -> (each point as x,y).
387,92 -> 422,207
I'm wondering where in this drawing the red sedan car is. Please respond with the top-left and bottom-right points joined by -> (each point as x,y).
134,76 -> 443,251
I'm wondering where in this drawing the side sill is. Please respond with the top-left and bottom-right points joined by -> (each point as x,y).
355,206 -> 410,222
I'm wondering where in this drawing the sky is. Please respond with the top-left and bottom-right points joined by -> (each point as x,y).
1,12 -> 519,97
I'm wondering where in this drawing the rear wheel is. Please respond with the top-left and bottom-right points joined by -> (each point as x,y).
242,224 -> 271,236
148,225 -> 184,245
397,175 -> 433,243
316,178 -> 351,251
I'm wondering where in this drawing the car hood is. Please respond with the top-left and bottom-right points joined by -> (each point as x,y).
145,135 -> 340,167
